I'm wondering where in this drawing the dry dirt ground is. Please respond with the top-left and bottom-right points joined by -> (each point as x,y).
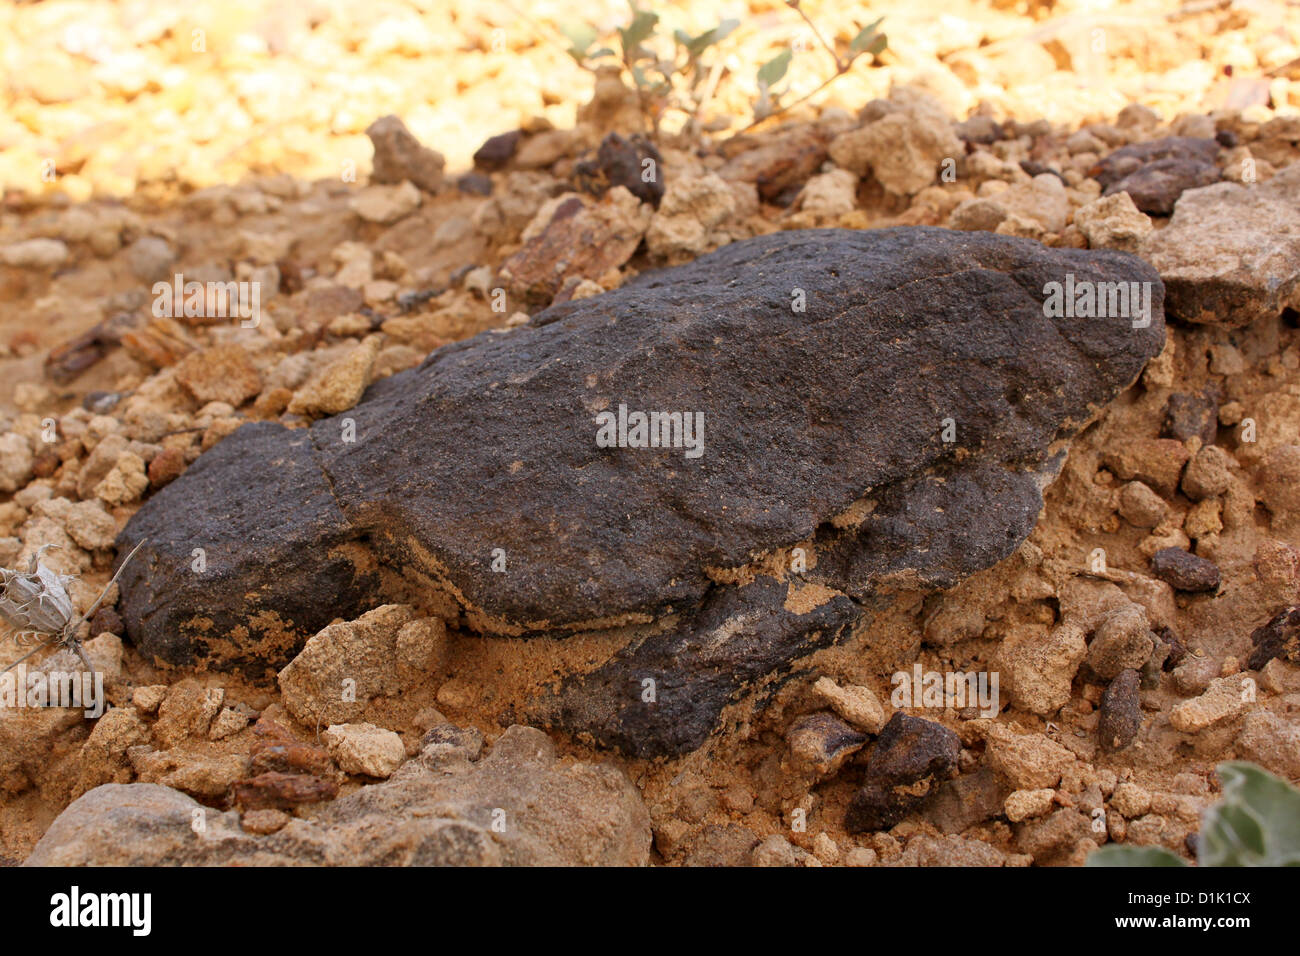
1,0 -> 1300,866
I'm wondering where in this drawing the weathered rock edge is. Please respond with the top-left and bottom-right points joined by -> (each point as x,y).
24,726 -> 651,865
116,227 -> 1165,755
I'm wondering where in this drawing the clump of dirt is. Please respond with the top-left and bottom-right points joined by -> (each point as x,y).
3,0 -> 1300,867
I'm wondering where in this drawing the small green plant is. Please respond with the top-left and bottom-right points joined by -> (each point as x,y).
1088,762 -> 1300,867
750,2 -> 886,131
560,0 -> 887,137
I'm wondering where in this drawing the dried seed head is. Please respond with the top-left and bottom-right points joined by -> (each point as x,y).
0,553 -> 75,637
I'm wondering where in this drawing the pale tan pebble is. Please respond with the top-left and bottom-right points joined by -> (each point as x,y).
208,706 -> 251,740
241,809 -> 291,835
1138,527 -> 1191,558
322,722 -> 406,778
993,622 -> 1086,715
912,185 -> 968,218
12,483 -> 53,508
11,382 -> 52,412
812,832 -> 841,864
652,819 -> 692,860
1209,343 -> 1247,375
985,725 -> 1077,789
1059,765 -> 1090,794
362,279 -> 399,304
1093,768 -> 1118,797
1150,791 -> 1205,821
287,335 -> 381,417
1066,129 -> 1107,154
395,617 -> 449,676
331,241 -> 373,288
842,846 -> 878,867
153,680 -> 225,747
1218,400 -> 1245,426
796,168 -> 859,217
132,750 -> 251,800
1182,445 -> 1234,501
646,174 -> 737,263
349,180 -> 421,224
1086,603 -> 1154,679
1142,337 -> 1176,389
719,785 -> 755,814
1117,480 -> 1167,528
1170,675 -> 1247,733
93,451 -> 148,506
1258,445 -> 1300,527
194,401 -> 237,427
1110,781 -> 1151,818
1125,814 -> 1176,847
569,279 -> 606,301
82,633 -> 123,682
812,676 -> 886,733
174,345 -> 262,408
435,677 -> 476,711
265,352 -> 314,392
1221,656 -> 1241,676
0,432 -> 35,493
1106,810 -> 1128,842
131,685 -> 169,714
1173,654 -> 1220,696
239,229 -> 295,264
1259,658 -> 1297,695
201,417 -> 244,451
0,238 -> 68,269
85,415 -> 121,444
61,499 -> 118,551
995,211 -> 1045,240
1005,788 -> 1056,822
597,267 -> 625,291
828,91 -> 961,197
1235,710 -> 1300,777
1072,192 -> 1152,252
1184,498 -> 1223,539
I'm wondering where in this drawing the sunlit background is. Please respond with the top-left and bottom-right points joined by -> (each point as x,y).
1,0 -> 1295,200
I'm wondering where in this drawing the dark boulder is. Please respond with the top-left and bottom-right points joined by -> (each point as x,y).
116,227 -> 1165,754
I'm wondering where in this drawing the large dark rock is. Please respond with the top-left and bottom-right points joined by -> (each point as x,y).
116,227 -> 1165,754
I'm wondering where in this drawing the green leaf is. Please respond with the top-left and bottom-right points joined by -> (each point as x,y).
757,48 -> 793,88
619,10 -> 659,54
1200,762 -> 1300,866
714,19 -> 740,43
681,19 -> 740,58
560,22 -> 597,59
588,47 -> 617,60
849,17 -> 885,53
861,32 -> 888,58
1086,845 -> 1189,867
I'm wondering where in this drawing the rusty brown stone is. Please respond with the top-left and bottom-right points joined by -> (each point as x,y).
232,771 -> 338,811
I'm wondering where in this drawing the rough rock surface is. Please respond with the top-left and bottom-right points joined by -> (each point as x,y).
845,713 -> 960,832
116,227 -> 1164,756
1093,136 -> 1221,215
499,187 -> 650,305
1139,163 -> 1300,327
24,725 -> 650,866
1247,605 -> 1300,670
365,115 -> 445,193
